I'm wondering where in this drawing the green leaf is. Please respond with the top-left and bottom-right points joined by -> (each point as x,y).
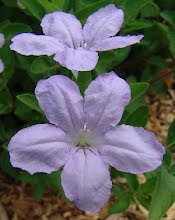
37,0 -> 57,13
140,2 -> 160,18
51,0 -> 66,10
126,105 -> 149,127
75,0 -> 112,23
160,10 -> 175,27
17,94 -> 43,114
166,120 -> 175,148
94,51 -> 115,75
109,193 -> 131,214
113,47 -> 131,65
149,166 -> 175,220
156,23 -> 175,59
123,20 -> 153,33
116,0 -> 151,23
0,89 -> 13,115
2,0 -> 17,7
123,173 -> 139,191
31,56 -> 59,74
19,0 -> 45,20
163,151 -> 173,169
77,71 -> 92,96
0,22 -> 32,42
130,82 -> 149,104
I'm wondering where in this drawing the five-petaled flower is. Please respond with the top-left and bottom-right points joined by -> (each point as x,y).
10,4 -> 143,77
8,72 -> 165,212
0,33 -> 5,73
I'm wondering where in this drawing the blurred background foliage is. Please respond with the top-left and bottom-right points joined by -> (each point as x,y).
0,0 -> 175,219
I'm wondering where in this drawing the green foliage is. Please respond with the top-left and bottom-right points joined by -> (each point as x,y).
165,120 -> 175,148
17,94 -> 43,114
149,166 -> 175,220
19,0 -> 45,20
76,0 -> 113,23
126,105 -> 149,127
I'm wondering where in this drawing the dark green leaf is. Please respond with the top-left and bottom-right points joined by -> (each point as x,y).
160,10 -> 175,27
31,56 -> 59,74
126,105 -> 149,127
37,0 -> 58,13
77,71 -> 92,96
0,22 -> 32,42
165,120 -> 175,148
130,82 -> 149,104
123,173 -> 139,191
149,166 -> 175,220
116,0 -> 151,22
0,89 -> 13,115
19,0 -> 45,20
123,20 -> 153,33
109,193 -> 131,214
17,94 -> 43,114
163,151 -> 173,169
75,0 -> 112,23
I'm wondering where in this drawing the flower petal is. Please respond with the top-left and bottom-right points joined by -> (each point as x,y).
0,59 -> 4,73
99,125 -> 165,174
83,4 -> 124,49
0,33 -> 5,48
61,149 -> 112,212
91,35 -> 144,51
35,75 -> 85,134
54,47 -> 98,71
8,124 -> 71,175
84,72 -> 131,134
41,12 -> 83,49
10,33 -> 64,56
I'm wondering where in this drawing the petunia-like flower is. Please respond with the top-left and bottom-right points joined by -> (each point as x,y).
9,72 -> 165,212
0,33 -> 5,73
10,4 -> 143,77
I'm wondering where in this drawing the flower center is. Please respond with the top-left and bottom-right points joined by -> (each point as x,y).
78,130 -> 88,147
77,129 -> 90,148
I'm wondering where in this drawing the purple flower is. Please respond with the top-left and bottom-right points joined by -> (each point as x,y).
0,33 -> 5,73
10,4 -> 143,77
8,72 -> 165,212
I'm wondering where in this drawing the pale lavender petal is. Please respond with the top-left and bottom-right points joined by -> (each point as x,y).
91,35 -> 144,51
0,33 -> 5,48
83,4 -> 124,49
99,125 -> 165,174
41,12 -> 83,49
8,124 -> 71,175
10,33 -> 65,56
84,72 -> 131,134
0,59 -> 4,73
35,75 -> 85,134
54,47 -> 98,71
61,149 -> 112,212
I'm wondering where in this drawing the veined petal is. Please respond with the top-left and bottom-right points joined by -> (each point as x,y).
61,149 -> 112,212
8,124 -> 71,175
83,4 -> 124,49
99,125 -> 165,174
35,75 -> 85,134
0,59 -> 4,73
0,33 -> 5,48
91,35 -> 144,51
41,12 -> 83,49
10,33 -> 64,56
54,47 -> 98,71
84,72 -> 131,134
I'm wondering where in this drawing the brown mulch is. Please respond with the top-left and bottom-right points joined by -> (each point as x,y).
0,91 -> 175,220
